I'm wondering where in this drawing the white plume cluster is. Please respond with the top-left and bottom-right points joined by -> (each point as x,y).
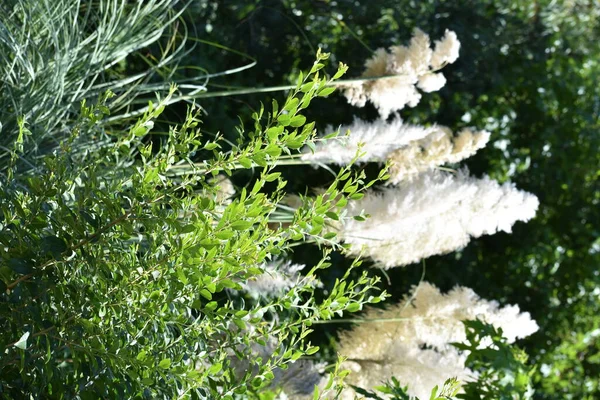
225,326 -> 327,398
339,343 -> 471,400
212,175 -> 235,204
334,170 -> 539,268
387,127 -> 491,183
343,28 -> 460,118
298,30 -> 539,270
240,261 -> 321,298
301,119 -> 439,165
302,120 -> 490,181
336,282 -> 539,399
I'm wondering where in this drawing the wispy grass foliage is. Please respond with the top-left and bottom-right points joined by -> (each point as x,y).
0,0 -> 194,167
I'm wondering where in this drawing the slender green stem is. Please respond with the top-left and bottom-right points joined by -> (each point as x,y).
187,74 -> 413,99
313,316 -> 428,325
166,157 -> 311,176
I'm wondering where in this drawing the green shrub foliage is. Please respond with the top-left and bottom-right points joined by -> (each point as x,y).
0,55 -> 386,398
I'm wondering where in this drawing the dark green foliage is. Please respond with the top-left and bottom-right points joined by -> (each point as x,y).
455,320 -> 534,399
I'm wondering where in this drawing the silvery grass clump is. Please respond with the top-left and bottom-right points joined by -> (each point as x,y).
0,0 -> 213,170
0,54 -> 387,399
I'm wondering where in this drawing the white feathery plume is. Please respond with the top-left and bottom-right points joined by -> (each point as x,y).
302,119 -> 438,165
401,28 -> 433,74
338,282 -> 539,357
225,326 -> 327,398
240,261 -> 321,298
343,28 -> 460,118
212,175 -> 235,204
431,29 -> 461,69
387,127 -> 491,183
338,345 -> 472,400
336,282 -> 538,399
417,72 -> 447,92
334,170 -> 539,268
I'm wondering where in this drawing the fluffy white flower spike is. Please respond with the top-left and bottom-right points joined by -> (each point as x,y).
240,261 -> 321,298
335,170 -> 539,268
417,72 -> 447,92
387,127 -> 491,183
343,28 -> 460,118
301,119 -> 438,165
337,282 -> 538,399
339,344 -> 471,400
302,119 -> 489,179
431,29 -> 461,69
213,175 -> 235,204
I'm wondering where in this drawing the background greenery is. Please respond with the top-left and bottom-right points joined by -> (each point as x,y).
1,0 -> 598,398
180,1 -> 599,398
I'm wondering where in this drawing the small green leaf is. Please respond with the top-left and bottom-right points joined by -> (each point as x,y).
286,141 -> 304,149
305,346 -> 319,355
158,358 -> 171,369
310,63 -> 325,73
231,220 -> 253,230
238,157 -> 252,168
325,211 -> 339,221
265,126 -> 284,141
289,115 -> 307,127
208,362 -> 222,375
132,126 -> 147,136
265,144 -> 282,157
296,71 -> 303,86
374,385 -> 393,394
199,289 -> 212,300
199,238 -> 220,249
204,142 -> 219,150
233,318 -> 246,330
277,114 -> 291,126
220,278 -> 237,289
323,232 -> 337,240
318,87 -> 336,97
283,98 -> 299,112
180,224 -> 196,234
264,172 -> 281,182
251,376 -> 263,388
333,64 -> 348,80
300,82 -> 315,93
323,131 -> 340,140
215,231 -> 234,240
